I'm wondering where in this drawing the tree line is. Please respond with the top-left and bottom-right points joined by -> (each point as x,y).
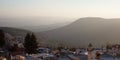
0,29 -> 38,54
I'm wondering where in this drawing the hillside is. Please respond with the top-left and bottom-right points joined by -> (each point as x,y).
0,27 -> 30,36
22,22 -> 72,32
0,17 -> 74,32
41,17 -> 120,47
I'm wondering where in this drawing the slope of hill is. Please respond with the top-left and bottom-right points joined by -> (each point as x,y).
0,17 -> 75,32
0,27 -> 30,36
41,17 -> 120,47
22,21 -> 72,32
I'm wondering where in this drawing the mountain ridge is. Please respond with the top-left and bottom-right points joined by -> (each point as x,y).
40,17 -> 120,47
0,27 -> 31,36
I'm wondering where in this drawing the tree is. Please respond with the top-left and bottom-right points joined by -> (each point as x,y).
24,33 -> 38,54
88,43 -> 93,47
87,43 -> 94,51
0,29 -> 5,48
24,33 -> 31,54
30,33 -> 38,53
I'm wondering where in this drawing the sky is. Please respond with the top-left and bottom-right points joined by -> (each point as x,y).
0,0 -> 120,18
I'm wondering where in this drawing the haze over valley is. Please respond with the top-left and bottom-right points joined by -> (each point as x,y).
1,17 -> 120,47
1,0 -> 120,47
1,0 -> 120,60
0,17 -> 75,32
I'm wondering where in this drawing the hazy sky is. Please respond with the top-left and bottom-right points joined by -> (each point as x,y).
0,0 -> 120,18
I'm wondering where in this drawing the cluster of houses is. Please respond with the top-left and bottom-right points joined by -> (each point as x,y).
5,33 -> 24,48
0,32 -> 26,60
4,33 -> 25,58
107,44 -> 120,58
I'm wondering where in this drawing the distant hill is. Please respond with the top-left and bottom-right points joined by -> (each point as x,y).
23,22 -> 72,32
41,17 -> 120,47
0,17 -> 75,32
0,27 -> 30,36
